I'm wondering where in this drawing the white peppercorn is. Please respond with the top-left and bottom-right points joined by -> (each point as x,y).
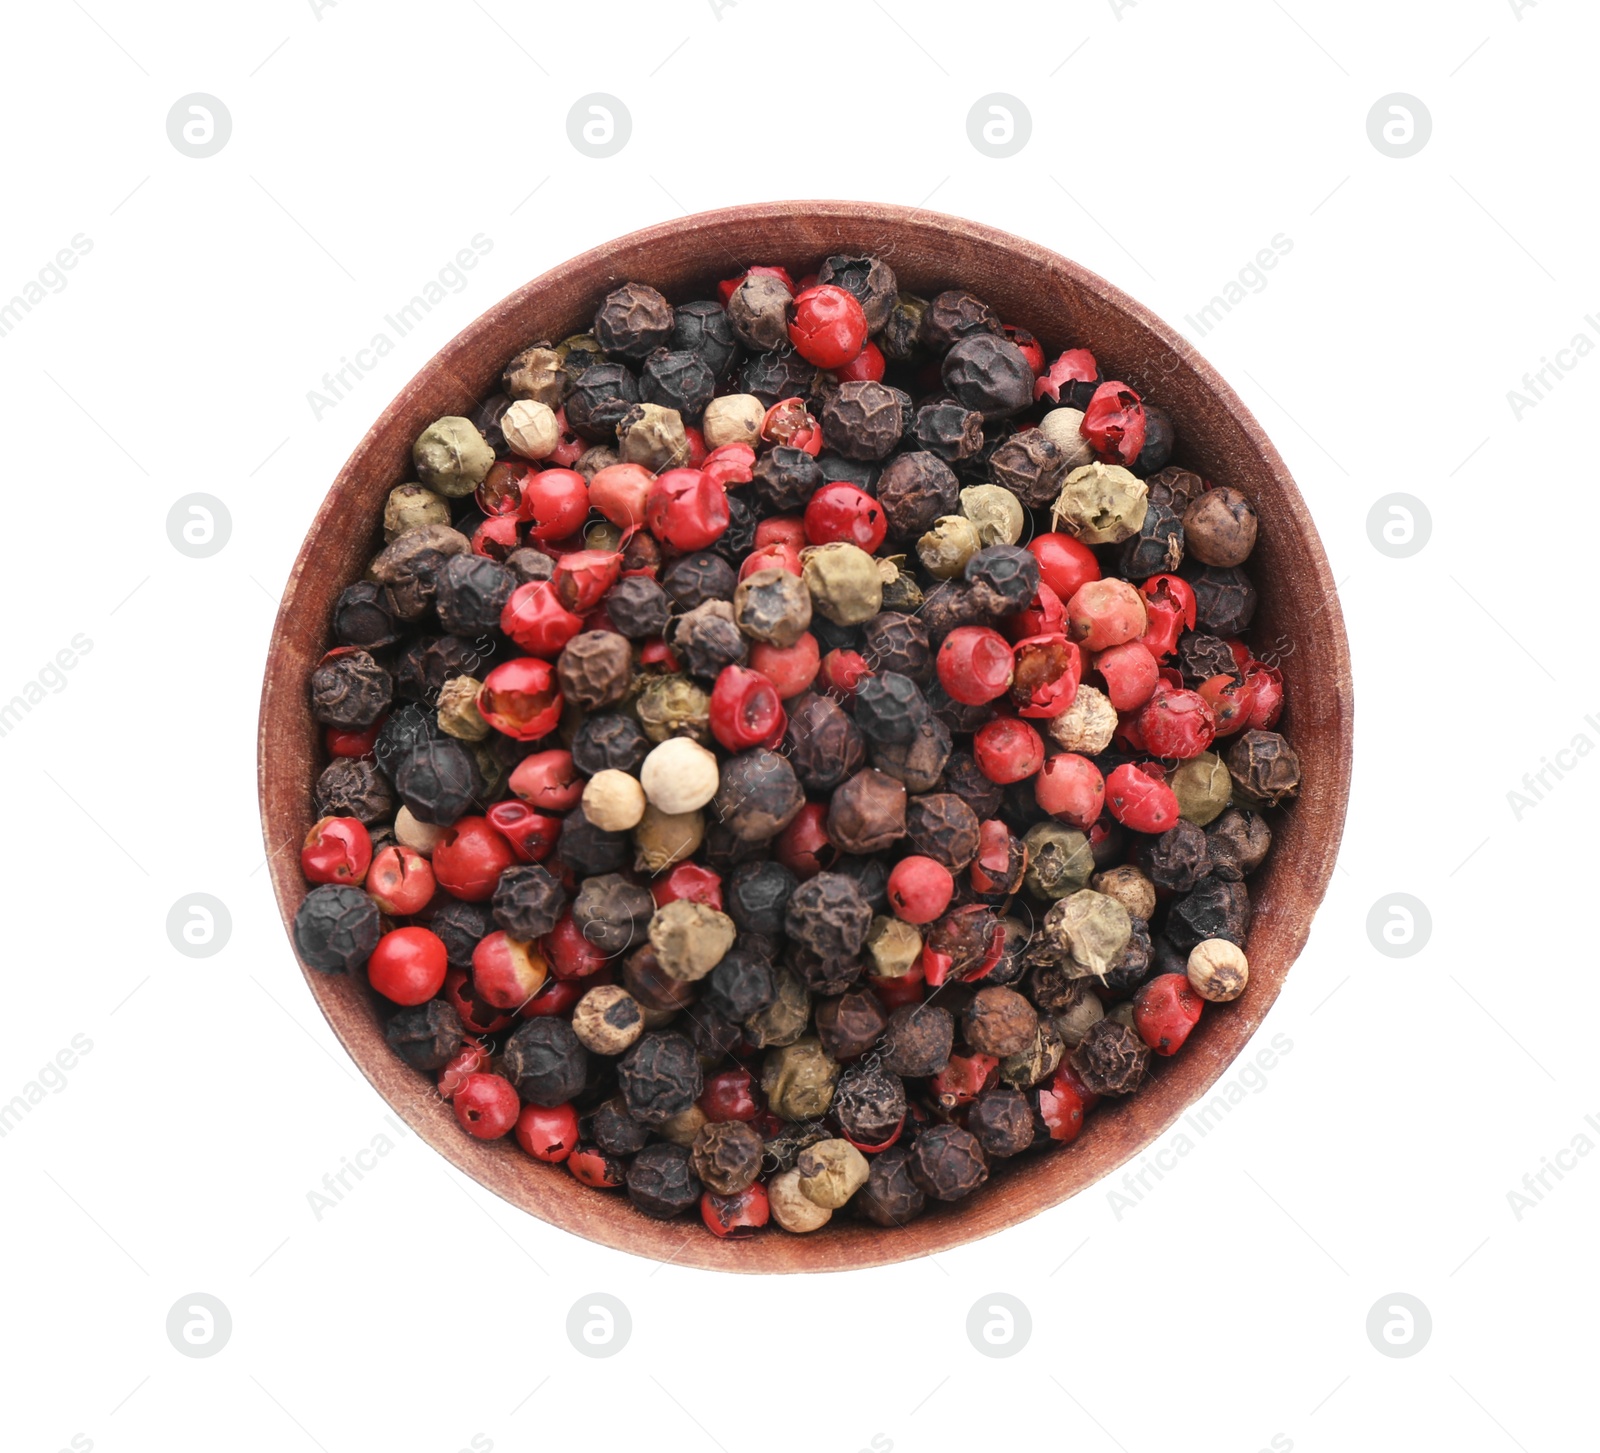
768,1167 -> 832,1232
1046,683 -> 1118,755
502,399 -> 561,460
582,769 -> 647,831
1035,407 -> 1096,469
1187,938 -> 1249,1002
702,393 -> 765,449
571,984 -> 646,1054
639,737 -> 720,814
394,805 -> 444,857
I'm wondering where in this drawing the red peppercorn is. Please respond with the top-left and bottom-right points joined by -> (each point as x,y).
699,1067 -> 761,1123
709,665 -> 788,752
652,861 -> 723,911
366,844 -> 435,915
702,1183 -> 771,1238
841,1115 -> 905,1154
760,397 -> 823,455
818,648 -> 871,703
1136,574 -> 1195,659
1028,533 -> 1101,602
1095,641 -> 1160,712
973,717 -> 1044,784
508,750 -> 583,811
1243,660 -> 1285,729
1105,762 -> 1180,833
755,515 -> 807,552
774,801 -> 833,878
1134,973 -> 1204,1056
718,264 -> 795,304
472,930 -> 548,1010
1197,673 -> 1252,736
739,541 -> 802,579
931,1052 -> 998,1109
887,855 -> 955,925
788,284 -> 868,368
519,973 -> 586,1019
1136,688 -> 1216,760
472,515 -> 519,560
501,581 -> 584,658
1005,581 -> 1067,643
567,1145 -> 626,1188
1068,579 -> 1148,652
543,912 -> 609,980
484,799 -> 561,863
478,459 -> 531,517
1081,380 -> 1147,465
702,441 -> 756,490
367,926 -> 448,1006
1003,323 -> 1046,375
325,721 -> 381,758
515,1101 -> 579,1162
1035,1064 -> 1088,1142
749,631 -> 820,699
645,468 -> 729,551
804,482 -> 887,552
1035,753 -> 1106,830
519,467 -> 589,542
833,339 -> 886,383
551,549 -> 621,614
432,817 -> 517,902
938,626 -> 1015,705
589,462 -> 654,530
477,657 -> 563,741
1010,633 -> 1082,718
1034,347 -> 1098,404
453,1072 -> 520,1140
437,1038 -> 492,1098
301,816 -> 372,886
970,820 -> 1017,897
639,638 -> 679,672
444,967 -> 515,1036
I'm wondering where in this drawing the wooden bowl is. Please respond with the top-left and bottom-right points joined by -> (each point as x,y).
258,202 -> 1352,1273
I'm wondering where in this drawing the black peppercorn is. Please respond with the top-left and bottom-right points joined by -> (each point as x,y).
586,1097 -> 650,1156
835,1064 -> 907,1147
814,988 -> 888,1060
724,860 -> 798,939
332,581 -> 401,650
869,711 -> 953,795
661,550 -> 737,612
785,942 -> 862,997
556,802 -> 631,876
877,450 -> 959,539
1071,1019 -> 1149,1095
1166,876 -> 1251,951
1099,915 -> 1155,994
384,999 -> 462,1072
912,400 -> 985,461
603,574 -> 671,640
504,546 -> 556,586
715,487 -> 761,562
1144,465 -> 1205,515
750,445 -> 822,514
593,281 -> 675,362
967,1087 -> 1035,1158
639,348 -> 715,418
808,614 -> 863,655
691,1120 -> 764,1196
1133,403 -> 1175,475
857,1143 -> 926,1226
905,792 -> 980,871
699,817 -> 765,872
492,863 -> 567,941
571,713 -> 649,777
1182,563 -> 1258,636
964,545 -> 1040,616
1116,500 -> 1185,580
940,750 -> 1004,820
714,748 -> 804,842
916,582 -> 986,643
429,899 -> 491,971
704,948 -> 776,1023
1226,730 -> 1301,807
910,1123 -> 989,1201
503,1017 -> 588,1106
785,692 -> 866,790
942,333 -> 1034,420
313,758 -> 393,825
817,252 -> 898,331
850,672 -> 925,746
880,1002 -> 954,1078
394,635 -> 488,703
1177,633 -> 1238,686
987,430 -> 1068,507
919,289 -> 1002,352
738,345 -> 817,404
1140,820 -> 1212,894
861,611 -> 933,683
626,1141 -> 701,1219
927,908 -> 1001,979
566,362 -> 640,442
472,392 -> 515,452
818,765 -> 903,852
617,1031 -> 703,1125
310,649 -> 392,730
1206,807 -> 1272,880
433,554 -> 514,637
727,271 -> 792,351
393,737 -> 481,825
293,884 -> 381,974
570,873 -> 653,957
820,380 -> 904,461
785,872 -> 872,961
669,298 -> 740,380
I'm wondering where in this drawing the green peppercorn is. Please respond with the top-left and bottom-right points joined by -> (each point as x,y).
615,401 -> 690,471
412,416 -> 495,498
436,675 -> 488,741
796,1138 -> 870,1209
762,1037 -> 840,1121
917,514 -> 982,580
1051,981 -> 1105,1048
383,483 -> 450,541
1046,889 -> 1132,976
1051,462 -> 1150,544
959,484 -> 1026,547
1022,821 -> 1095,900
1171,750 -> 1233,826
802,541 -> 884,625
744,966 -> 812,1049
635,675 -> 711,744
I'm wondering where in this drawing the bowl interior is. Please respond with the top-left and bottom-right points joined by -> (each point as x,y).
259,202 -> 1352,1273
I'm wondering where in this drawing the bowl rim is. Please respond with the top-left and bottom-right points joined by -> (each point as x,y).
259,199 -> 1353,1273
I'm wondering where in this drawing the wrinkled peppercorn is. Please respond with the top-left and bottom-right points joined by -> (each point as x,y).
834,1064 -> 906,1147
786,693 -> 865,790
725,860 -> 798,938
905,792 -> 980,871
738,345 -> 816,405
826,768 -> 907,855
393,737 -> 481,825
861,612 -> 932,682
939,751 -> 1004,820
293,884 -> 381,974
942,333 -> 1034,419
617,1031 -> 703,1125
691,1120 -> 764,1196
1140,820 -> 1212,894
1183,486 -> 1257,567
332,581 -> 401,650
762,1036 -> 840,1121
714,748 -> 804,842
1100,915 -> 1154,994
705,948 -> 776,1023
963,986 -> 1039,1057
734,567 -> 813,648
1182,563 -> 1257,636
669,298 -> 740,379
854,673 -> 929,746
635,675 -> 711,744
988,431 -> 1068,508
434,554 -> 514,637
385,999 -> 462,1071
571,874 -> 653,956
599,577 -> 667,643
1226,730 -> 1300,806
857,1143 -> 926,1226
913,400 -> 985,461
1167,876 -> 1251,951
640,348 -> 715,418
311,650 -> 392,730
504,1018 -> 588,1106
493,864 -> 566,940
1117,501 -> 1185,580
821,380 -> 903,461
968,1087 -> 1035,1157
626,1141 -> 700,1219
743,966 -> 811,1049
1071,1018 -> 1149,1095
572,713 -> 650,776
556,631 -> 632,713
394,635 -> 487,703
910,1123 -> 989,1201
727,272 -> 792,351
594,281 -> 675,362
670,601 -> 748,679
556,802 -> 631,876
661,550 -> 737,612
817,253 -> 897,330
785,873 -> 872,961
566,361 -> 640,442
590,1097 -> 651,1156
919,290 -> 1001,352
871,711 -> 954,795
1178,633 -> 1237,685
1207,807 -> 1272,880
881,1003 -> 954,1078
314,758 -> 393,824
429,899 -> 491,972
814,988 -> 888,1060
965,545 -> 1039,616
877,451 -> 960,539
750,445 -> 821,514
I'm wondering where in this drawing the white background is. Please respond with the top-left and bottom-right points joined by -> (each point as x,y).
0,1 -> 1590,1450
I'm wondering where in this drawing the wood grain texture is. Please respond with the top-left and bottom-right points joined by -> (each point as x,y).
258,201 -> 1353,1273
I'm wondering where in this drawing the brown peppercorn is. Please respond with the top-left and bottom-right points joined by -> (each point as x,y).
880,1003 -> 954,1078
877,451 -> 960,539
989,430 -> 1070,507
571,872 -> 653,955
1226,730 -> 1301,806
615,401 -> 690,471
827,768 -> 907,854
726,271 -> 792,351
1139,820 -> 1212,894
796,1138 -> 871,1209
913,400 -> 985,461
690,1119 -> 764,1195
785,872 -> 872,961
589,1096 -> 651,1156
821,380 -> 904,461
998,1018 -> 1066,1090
714,748 -> 804,842
669,599 -> 748,679
311,649 -> 393,730
1184,564 -> 1257,636
919,289 -> 1002,352
733,567 -> 813,648
1183,486 -> 1258,567
967,1087 -> 1035,1157
914,581 -> 985,642
626,1142 -> 701,1219
942,333 -> 1034,419
834,1063 -> 907,1146
814,988 -> 888,1060
870,712 -> 953,794
1146,465 -> 1206,515
785,692 -> 866,791
648,899 -> 736,982
1177,632 -> 1238,685
905,793 -> 980,871
368,524 -> 472,620
556,630 -> 632,712
861,612 -> 932,682
941,751 -> 1003,820
503,343 -> 568,407
315,758 -> 393,825
963,986 -> 1039,1057
1071,1019 -> 1150,1096
505,546 -> 557,586
787,943 -> 863,997
622,944 -> 697,1016
1091,864 -> 1157,922
1167,877 -> 1251,951
743,966 -> 812,1048
762,1036 -> 840,1121
1206,807 -> 1272,880
857,1143 -> 926,1226
910,1123 -> 989,1201
593,281 -> 675,362
570,984 -> 645,1055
